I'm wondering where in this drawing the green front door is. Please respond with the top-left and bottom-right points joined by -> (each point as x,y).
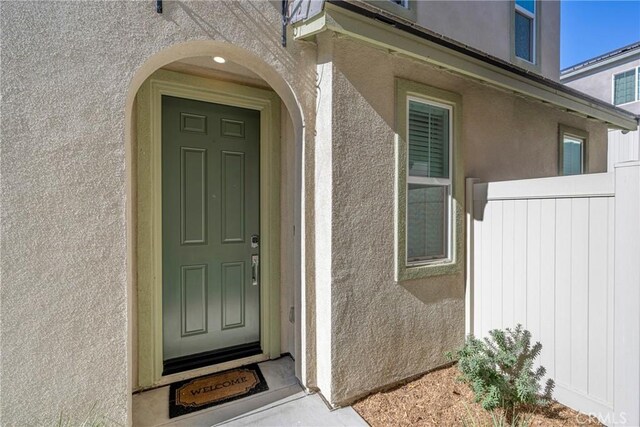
162,95 -> 261,373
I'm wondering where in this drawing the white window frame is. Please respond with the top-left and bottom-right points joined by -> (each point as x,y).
514,1 -> 536,64
405,96 -> 453,265
611,67 -> 639,106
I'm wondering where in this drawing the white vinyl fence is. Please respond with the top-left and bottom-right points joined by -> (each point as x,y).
608,129 -> 639,172
466,163 -> 640,426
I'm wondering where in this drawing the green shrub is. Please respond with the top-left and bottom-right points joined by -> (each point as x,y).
448,324 -> 554,419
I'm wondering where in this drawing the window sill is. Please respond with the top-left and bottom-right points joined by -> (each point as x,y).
511,55 -> 541,74
614,99 -> 639,108
397,257 -> 461,282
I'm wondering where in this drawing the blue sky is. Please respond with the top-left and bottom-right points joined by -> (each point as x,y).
561,0 -> 640,69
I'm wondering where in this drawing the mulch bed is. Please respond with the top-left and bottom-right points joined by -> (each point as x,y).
353,364 -> 603,426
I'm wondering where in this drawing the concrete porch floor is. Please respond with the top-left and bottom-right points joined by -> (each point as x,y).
132,356 -> 367,427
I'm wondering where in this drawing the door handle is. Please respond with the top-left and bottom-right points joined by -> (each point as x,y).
251,255 -> 259,286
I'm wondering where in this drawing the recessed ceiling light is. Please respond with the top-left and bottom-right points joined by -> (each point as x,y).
213,56 -> 226,64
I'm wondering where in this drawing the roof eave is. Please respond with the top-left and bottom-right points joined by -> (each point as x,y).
561,41 -> 640,78
293,1 -> 638,131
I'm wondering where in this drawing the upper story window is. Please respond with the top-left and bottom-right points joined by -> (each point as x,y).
613,68 -> 638,106
389,0 -> 409,8
365,0 -> 416,20
515,0 -> 536,63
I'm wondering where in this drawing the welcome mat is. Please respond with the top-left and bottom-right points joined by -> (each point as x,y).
168,364 -> 269,418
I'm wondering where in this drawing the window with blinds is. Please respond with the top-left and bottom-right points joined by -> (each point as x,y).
408,101 -> 449,178
406,98 -> 451,263
613,69 -> 637,105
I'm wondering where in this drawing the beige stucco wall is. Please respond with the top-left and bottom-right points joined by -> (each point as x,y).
0,0 -> 608,424
414,0 -> 561,81
318,33 -> 607,406
0,1 -> 317,425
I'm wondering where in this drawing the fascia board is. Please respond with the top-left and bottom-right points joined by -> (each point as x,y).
293,5 -> 638,131
561,50 -> 640,81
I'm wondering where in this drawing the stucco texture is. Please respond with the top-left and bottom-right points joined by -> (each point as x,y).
319,34 -> 608,406
0,0 -> 612,424
416,0 -> 560,81
563,55 -> 640,115
0,1 -> 316,425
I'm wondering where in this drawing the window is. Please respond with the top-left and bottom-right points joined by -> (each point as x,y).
407,99 -> 451,262
514,0 -> 535,63
395,79 -> 462,282
613,68 -> 638,105
364,0 -> 416,20
389,0 -> 408,7
558,125 -> 588,176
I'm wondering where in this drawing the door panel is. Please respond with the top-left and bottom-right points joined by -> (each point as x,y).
162,95 -> 260,366
181,264 -> 207,336
221,151 -> 245,243
221,262 -> 245,329
181,147 -> 207,245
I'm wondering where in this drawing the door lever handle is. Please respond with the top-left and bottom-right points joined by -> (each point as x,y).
251,255 -> 259,286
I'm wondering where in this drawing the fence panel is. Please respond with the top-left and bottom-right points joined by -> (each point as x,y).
468,173 -> 615,417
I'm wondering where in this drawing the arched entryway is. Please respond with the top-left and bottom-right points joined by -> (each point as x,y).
124,41 -> 305,424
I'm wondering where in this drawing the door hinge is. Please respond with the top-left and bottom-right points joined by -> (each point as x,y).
289,306 -> 295,323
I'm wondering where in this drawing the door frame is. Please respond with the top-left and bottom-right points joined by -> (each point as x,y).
135,69 -> 281,389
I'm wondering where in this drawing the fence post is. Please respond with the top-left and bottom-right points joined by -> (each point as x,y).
614,161 -> 640,426
465,178 -> 480,337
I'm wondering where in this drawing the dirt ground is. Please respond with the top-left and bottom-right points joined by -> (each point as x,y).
353,365 -> 603,426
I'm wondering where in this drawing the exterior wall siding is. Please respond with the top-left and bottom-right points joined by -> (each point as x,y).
562,54 -> 640,172
0,1 -> 317,425
413,0 -> 561,81
562,54 -> 640,115
0,0 -> 611,424
321,34 -> 609,405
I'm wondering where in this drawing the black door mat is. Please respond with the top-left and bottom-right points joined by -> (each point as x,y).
169,363 -> 269,418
